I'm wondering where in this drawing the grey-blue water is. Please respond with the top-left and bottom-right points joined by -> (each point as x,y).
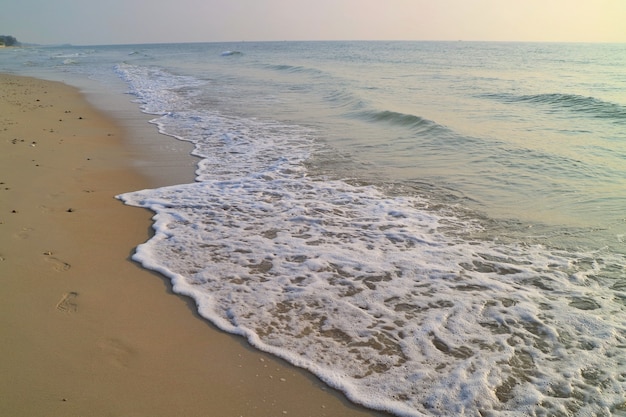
3,41 -> 625,416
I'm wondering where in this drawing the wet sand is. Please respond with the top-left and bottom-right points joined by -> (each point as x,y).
0,73 -> 388,417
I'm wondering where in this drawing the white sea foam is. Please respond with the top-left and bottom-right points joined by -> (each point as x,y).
121,176 -> 626,416
115,62 -> 626,416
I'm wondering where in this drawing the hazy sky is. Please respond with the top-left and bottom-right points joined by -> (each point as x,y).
2,0 -> 625,45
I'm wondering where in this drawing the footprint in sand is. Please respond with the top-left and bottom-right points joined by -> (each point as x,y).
99,338 -> 137,368
56,291 -> 78,313
16,227 -> 34,240
44,254 -> 71,272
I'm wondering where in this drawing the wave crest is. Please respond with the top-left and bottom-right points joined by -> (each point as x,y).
484,92 -> 626,122
352,109 -> 449,134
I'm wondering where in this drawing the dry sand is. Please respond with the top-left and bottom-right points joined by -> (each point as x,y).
0,74 -> 388,417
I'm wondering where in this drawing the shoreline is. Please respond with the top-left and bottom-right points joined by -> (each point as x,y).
0,73 -> 388,417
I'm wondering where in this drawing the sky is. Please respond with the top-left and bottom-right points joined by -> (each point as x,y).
2,0 -> 625,45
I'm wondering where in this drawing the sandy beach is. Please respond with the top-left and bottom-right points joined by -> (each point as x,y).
0,74 -> 387,417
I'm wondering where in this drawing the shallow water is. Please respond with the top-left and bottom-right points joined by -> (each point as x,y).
3,41 -> 625,416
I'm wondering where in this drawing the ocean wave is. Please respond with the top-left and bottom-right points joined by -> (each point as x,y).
266,63 -> 325,77
114,63 -> 207,114
483,92 -> 626,122
120,173 -> 626,417
220,50 -> 242,57
323,88 -> 366,111
352,109 -> 449,134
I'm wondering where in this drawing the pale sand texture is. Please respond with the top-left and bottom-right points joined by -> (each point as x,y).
0,74 -> 388,417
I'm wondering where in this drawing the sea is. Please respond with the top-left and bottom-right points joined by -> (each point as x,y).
2,41 -> 625,416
